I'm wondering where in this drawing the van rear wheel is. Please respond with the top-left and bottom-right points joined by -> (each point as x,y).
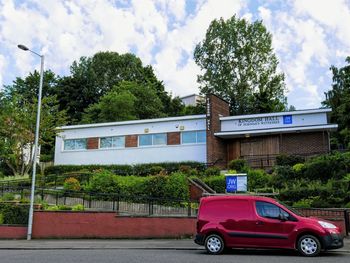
205,234 -> 224,255
297,235 -> 321,257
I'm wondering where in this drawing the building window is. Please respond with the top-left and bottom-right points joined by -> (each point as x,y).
181,131 -> 206,144
63,139 -> 87,150
100,136 -> 125,149
139,133 -> 167,146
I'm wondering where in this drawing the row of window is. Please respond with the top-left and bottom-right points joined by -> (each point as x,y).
63,131 -> 206,151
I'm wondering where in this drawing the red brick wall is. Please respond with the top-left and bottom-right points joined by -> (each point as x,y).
0,225 -> 27,239
31,211 -> 196,239
125,135 -> 138,147
87,138 -> 99,149
206,94 -> 230,167
189,184 -> 204,201
280,132 -> 329,155
167,132 -> 180,145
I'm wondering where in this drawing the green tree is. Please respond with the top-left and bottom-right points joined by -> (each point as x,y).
194,15 -> 287,115
56,52 -> 183,123
81,90 -> 137,123
81,81 -> 165,123
0,93 -> 66,175
323,57 -> 350,149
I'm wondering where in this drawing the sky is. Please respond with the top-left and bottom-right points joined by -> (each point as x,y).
0,0 -> 350,110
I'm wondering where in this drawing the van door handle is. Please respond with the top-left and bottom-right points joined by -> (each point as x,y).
256,221 -> 264,225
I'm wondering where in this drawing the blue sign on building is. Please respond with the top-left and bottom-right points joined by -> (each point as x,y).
225,176 -> 237,192
283,115 -> 293,124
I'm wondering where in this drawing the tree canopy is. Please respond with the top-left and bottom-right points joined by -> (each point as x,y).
55,51 -> 183,123
194,15 -> 287,115
323,57 -> 350,149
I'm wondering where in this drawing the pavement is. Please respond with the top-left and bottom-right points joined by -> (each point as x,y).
0,238 -> 349,253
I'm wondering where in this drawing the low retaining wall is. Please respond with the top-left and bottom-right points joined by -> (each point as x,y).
32,211 -> 197,239
0,225 -> 27,239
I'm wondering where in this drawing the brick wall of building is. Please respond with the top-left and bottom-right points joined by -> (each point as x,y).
206,94 -> 230,167
87,138 -> 99,149
167,132 -> 180,145
125,135 -> 138,147
280,131 -> 329,155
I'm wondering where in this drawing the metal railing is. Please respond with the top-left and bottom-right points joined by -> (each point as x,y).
0,185 -> 198,217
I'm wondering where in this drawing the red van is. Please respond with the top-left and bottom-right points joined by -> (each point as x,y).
195,195 -> 344,256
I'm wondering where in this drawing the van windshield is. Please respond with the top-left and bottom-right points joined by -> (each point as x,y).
277,201 -> 304,217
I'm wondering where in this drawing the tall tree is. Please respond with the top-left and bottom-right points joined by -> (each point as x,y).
194,15 -> 287,115
323,57 -> 350,149
56,52 -> 183,123
0,93 -> 66,175
81,81 -> 165,123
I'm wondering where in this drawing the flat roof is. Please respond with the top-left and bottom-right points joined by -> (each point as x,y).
220,108 -> 332,121
215,124 -> 338,138
57,114 -> 206,130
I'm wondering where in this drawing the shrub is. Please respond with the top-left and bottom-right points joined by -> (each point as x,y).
84,170 -> 120,193
228,159 -> 247,172
72,204 -> 84,211
293,198 -> 313,208
204,167 -> 220,176
45,162 -> 205,177
0,203 -> 29,224
276,154 -> 305,166
0,193 -> 15,201
63,177 -> 81,191
0,213 -> 3,224
202,175 -> 226,193
149,166 -> 165,175
292,163 -> 305,173
247,169 -> 270,190
46,205 -> 59,211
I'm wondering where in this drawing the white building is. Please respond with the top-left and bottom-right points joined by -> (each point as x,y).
180,94 -> 204,106
54,95 -> 338,168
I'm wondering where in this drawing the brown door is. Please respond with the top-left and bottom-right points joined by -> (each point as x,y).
240,136 -> 279,168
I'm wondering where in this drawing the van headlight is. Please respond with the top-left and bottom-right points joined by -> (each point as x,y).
318,221 -> 337,229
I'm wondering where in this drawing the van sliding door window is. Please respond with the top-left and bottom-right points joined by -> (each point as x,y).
255,201 -> 289,219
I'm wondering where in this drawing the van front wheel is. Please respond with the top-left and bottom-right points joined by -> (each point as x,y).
297,235 -> 321,257
205,234 -> 225,255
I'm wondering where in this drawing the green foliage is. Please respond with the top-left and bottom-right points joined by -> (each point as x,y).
0,203 -> 29,224
72,204 -> 84,211
293,198 -> 313,208
276,154 -> 305,166
323,57 -> 350,149
228,159 -> 247,172
45,162 -> 205,177
63,177 -> 81,191
56,52 -> 184,124
84,170 -> 120,193
194,15 -> 287,115
0,193 -> 15,201
247,169 -> 271,190
0,213 -> 4,224
202,175 -> 226,193
204,167 -> 221,176
149,166 -> 166,175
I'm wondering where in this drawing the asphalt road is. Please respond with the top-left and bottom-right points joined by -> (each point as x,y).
1,249 -> 349,263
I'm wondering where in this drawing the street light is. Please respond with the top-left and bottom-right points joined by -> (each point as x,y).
17,44 -> 44,241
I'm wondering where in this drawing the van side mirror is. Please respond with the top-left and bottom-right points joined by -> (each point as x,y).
278,213 -> 288,222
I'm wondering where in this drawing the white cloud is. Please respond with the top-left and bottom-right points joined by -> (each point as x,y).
0,54 -> 5,88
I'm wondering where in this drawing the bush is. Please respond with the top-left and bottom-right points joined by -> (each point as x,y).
0,203 -> 29,224
0,213 -> 4,224
276,154 -> 305,166
202,175 -> 226,193
84,170 -> 119,193
293,198 -> 313,208
72,204 -> 84,211
247,169 -> 270,190
149,166 -> 165,175
0,193 -> 15,201
228,159 -> 247,172
204,167 -> 220,176
45,162 -> 206,177
63,177 -> 81,191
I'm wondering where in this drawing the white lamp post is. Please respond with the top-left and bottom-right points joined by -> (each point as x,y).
17,44 -> 44,241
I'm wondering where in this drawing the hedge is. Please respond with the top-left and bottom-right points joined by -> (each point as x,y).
0,203 -> 29,225
45,161 -> 206,177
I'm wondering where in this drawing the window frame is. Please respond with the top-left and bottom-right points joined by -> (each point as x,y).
99,136 -> 126,149
138,133 -> 167,147
181,130 -> 206,145
63,138 -> 87,151
255,201 -> 291,221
